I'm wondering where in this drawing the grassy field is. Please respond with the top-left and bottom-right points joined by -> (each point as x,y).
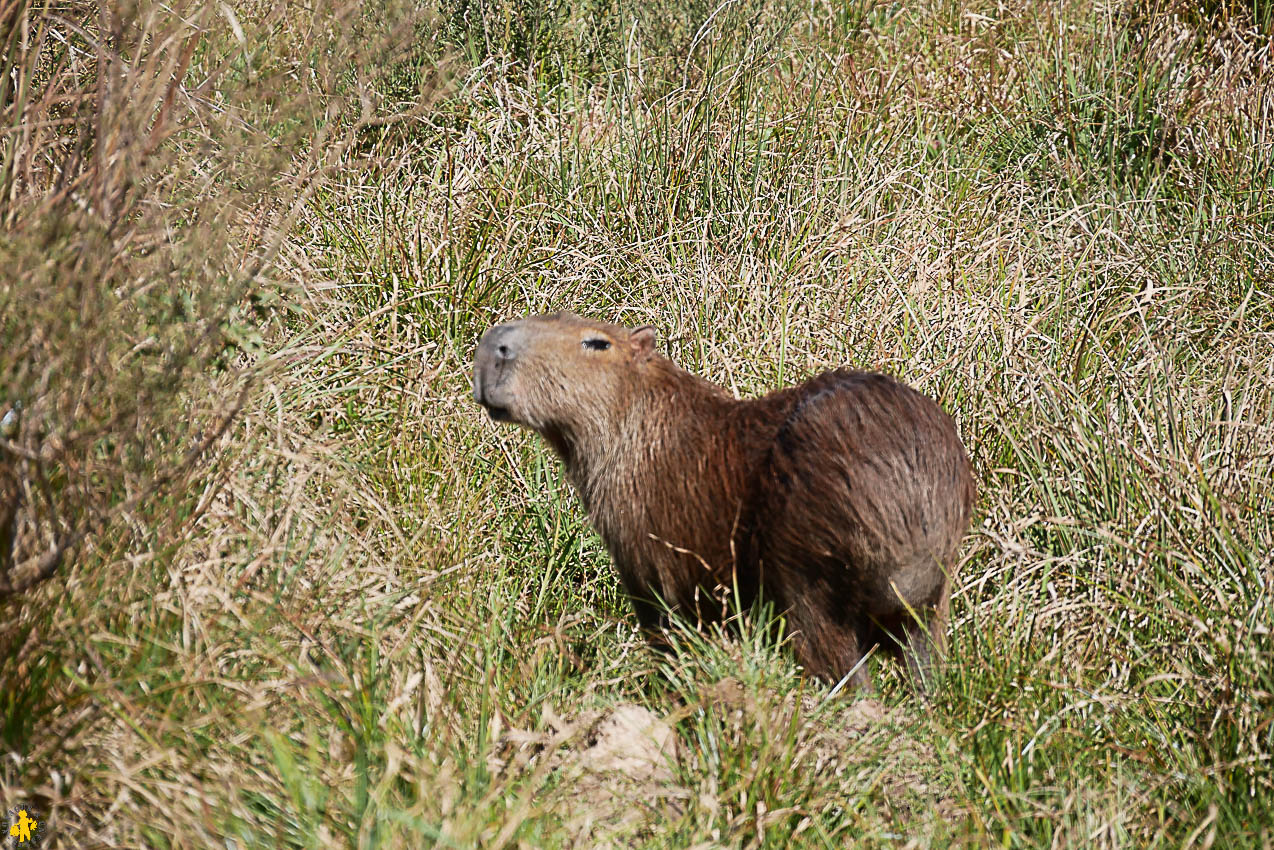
2,0 -> 1272,846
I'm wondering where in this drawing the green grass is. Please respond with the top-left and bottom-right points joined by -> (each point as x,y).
2,0 -> 1273,846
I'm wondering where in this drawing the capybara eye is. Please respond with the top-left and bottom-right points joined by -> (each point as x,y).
582,338 -> 611,351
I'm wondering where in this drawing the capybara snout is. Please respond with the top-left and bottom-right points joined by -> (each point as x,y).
472,322 -> 527,421
473,312 -> 975,690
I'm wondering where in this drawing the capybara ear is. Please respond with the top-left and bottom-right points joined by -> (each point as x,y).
629,325 -> 656,361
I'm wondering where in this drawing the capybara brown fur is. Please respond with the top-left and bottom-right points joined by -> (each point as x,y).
472,312 -> 975,689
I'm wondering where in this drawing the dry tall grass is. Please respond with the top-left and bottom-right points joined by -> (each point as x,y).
2,0 -> 1272,846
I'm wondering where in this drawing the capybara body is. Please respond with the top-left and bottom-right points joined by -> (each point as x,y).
472,312 -> 975,688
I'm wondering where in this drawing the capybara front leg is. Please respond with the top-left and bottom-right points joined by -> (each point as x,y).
785,601 -> 871,691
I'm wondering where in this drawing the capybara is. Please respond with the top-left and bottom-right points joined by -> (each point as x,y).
472,312 -> 975,689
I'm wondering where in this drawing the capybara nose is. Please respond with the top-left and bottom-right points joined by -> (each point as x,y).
473,322 -> 526,406
477,323 -> 521,366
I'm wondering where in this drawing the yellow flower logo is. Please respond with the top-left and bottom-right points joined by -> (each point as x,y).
9,809 -> 37,844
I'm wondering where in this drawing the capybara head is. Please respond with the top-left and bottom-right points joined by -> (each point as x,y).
472,312 -> 657,436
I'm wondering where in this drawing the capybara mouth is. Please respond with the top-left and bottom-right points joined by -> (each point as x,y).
473,369 -> 514,422
476,384 -> 513,422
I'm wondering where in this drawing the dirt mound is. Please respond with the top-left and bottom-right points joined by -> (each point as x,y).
488,703 -> 686,844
